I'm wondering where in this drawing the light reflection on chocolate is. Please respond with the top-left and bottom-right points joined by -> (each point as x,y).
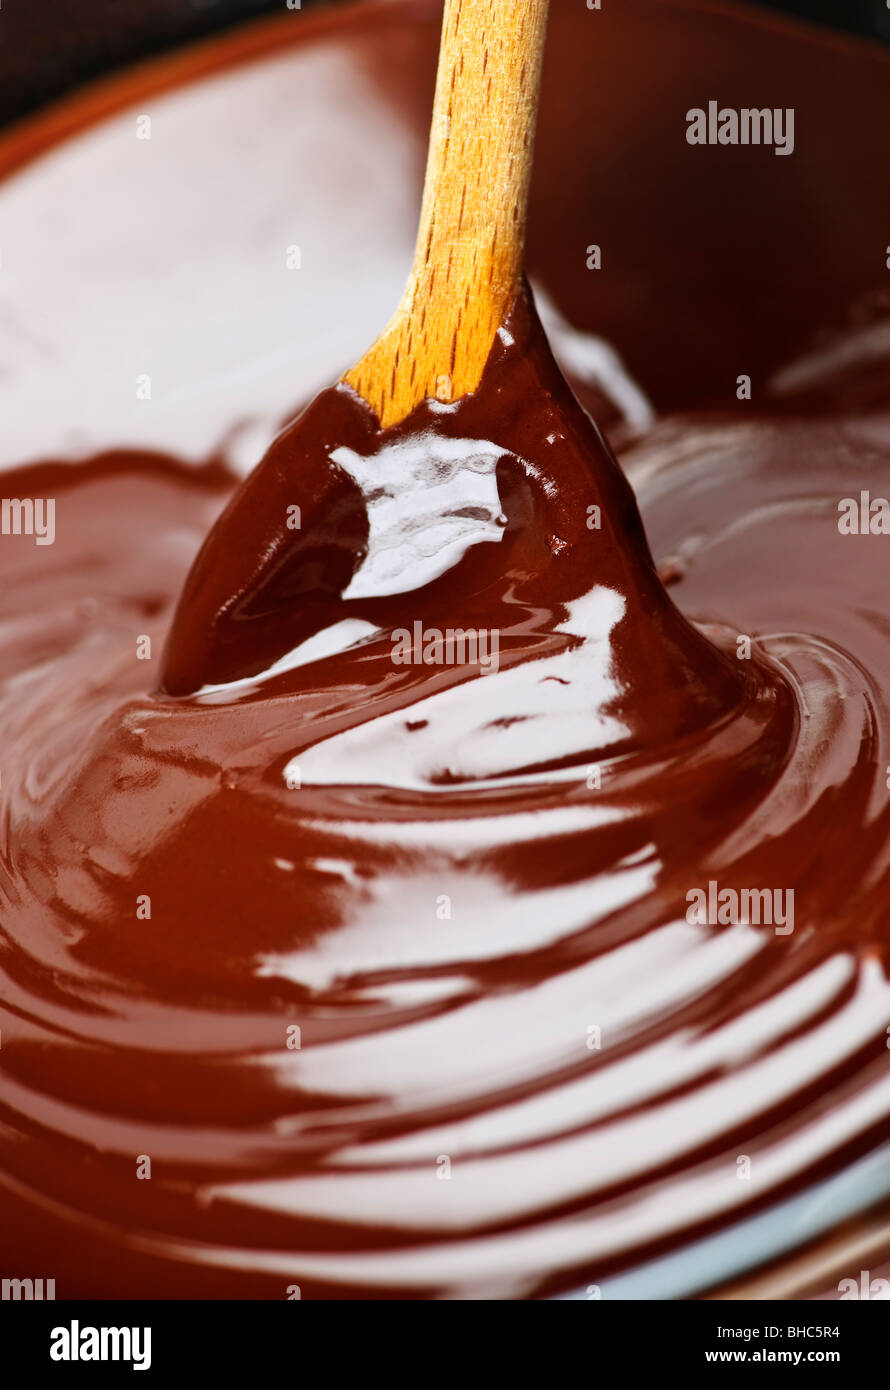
0,0 -> 889,1299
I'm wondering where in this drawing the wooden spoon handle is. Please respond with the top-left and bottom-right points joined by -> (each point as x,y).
344,0 -> 550,428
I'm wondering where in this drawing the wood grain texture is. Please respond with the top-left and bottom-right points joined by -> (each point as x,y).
343,0 -> 550,427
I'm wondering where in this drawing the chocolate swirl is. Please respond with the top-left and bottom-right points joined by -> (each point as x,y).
2,287 -> 890,1297
1,0 -> 890,1300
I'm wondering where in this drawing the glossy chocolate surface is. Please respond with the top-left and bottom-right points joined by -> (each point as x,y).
1,0 -> 889,1298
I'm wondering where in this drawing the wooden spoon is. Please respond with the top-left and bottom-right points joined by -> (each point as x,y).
344,0 -> 551,428
161,0 -> 551,693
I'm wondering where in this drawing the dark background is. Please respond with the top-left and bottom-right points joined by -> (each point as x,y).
0,0 -> 887,131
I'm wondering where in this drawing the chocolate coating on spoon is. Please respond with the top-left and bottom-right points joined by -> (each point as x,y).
1,0 -> 890,1299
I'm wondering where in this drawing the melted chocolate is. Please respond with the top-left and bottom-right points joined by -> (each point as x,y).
1,0 -> 890,1299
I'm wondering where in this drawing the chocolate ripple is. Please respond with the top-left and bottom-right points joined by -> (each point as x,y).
2,285 -> 890,1297
2,0 -> 890,1301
